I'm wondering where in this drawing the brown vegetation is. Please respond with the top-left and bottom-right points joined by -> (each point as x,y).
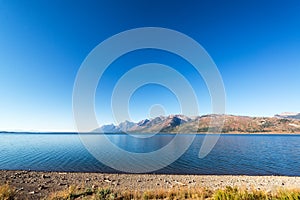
48,185 -> 300,200
0,184 -> 15,200
195,115 -> 300,133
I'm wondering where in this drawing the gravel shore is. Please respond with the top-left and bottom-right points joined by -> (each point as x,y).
1,170 -> 300,199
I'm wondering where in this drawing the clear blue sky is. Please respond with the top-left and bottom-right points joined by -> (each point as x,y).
0,0 -> 299,132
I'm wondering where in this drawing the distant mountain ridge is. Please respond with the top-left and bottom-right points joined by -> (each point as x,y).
274,112 -> 300,120
94,114 -> 193,133
94,113 -> 300,134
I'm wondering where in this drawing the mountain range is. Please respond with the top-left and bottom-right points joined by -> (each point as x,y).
274,112 -> 300,120
94,113 -> 300,134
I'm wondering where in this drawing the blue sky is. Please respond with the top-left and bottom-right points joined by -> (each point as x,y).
0,0 -> 300,132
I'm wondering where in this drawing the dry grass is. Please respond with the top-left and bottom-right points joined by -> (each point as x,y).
275,189 -> 300,200
0,184 -> 297,200
47,185 -> 94,200
213,186 -> 300,200
0,184 -> 15,200
47,186 -> 212,200
49,187 -> 300,200
46,186 -> 300,200
116,187 -> 211,200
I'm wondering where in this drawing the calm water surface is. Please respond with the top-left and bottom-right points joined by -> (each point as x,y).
0,133 -> 299,175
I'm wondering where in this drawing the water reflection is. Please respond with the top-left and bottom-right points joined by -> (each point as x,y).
0,133 -> 299,175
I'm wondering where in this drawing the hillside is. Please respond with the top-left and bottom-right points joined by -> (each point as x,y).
94,114 -> 300,134
274,112 -> 300,120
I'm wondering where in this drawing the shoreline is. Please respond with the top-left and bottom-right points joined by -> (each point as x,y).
1,170 -> 300,199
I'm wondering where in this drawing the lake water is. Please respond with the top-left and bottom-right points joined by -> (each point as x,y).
0,133 -> 299,175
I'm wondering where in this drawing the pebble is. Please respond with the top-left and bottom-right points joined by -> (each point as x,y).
92,185 -> 97,189
38,185 -> 47,190
42,174 -> 50,179
104,179 -> 112,183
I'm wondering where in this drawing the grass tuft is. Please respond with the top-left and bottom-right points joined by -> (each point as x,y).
0,184 -> 15,200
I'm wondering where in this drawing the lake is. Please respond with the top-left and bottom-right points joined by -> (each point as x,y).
0,133 -> 299,175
